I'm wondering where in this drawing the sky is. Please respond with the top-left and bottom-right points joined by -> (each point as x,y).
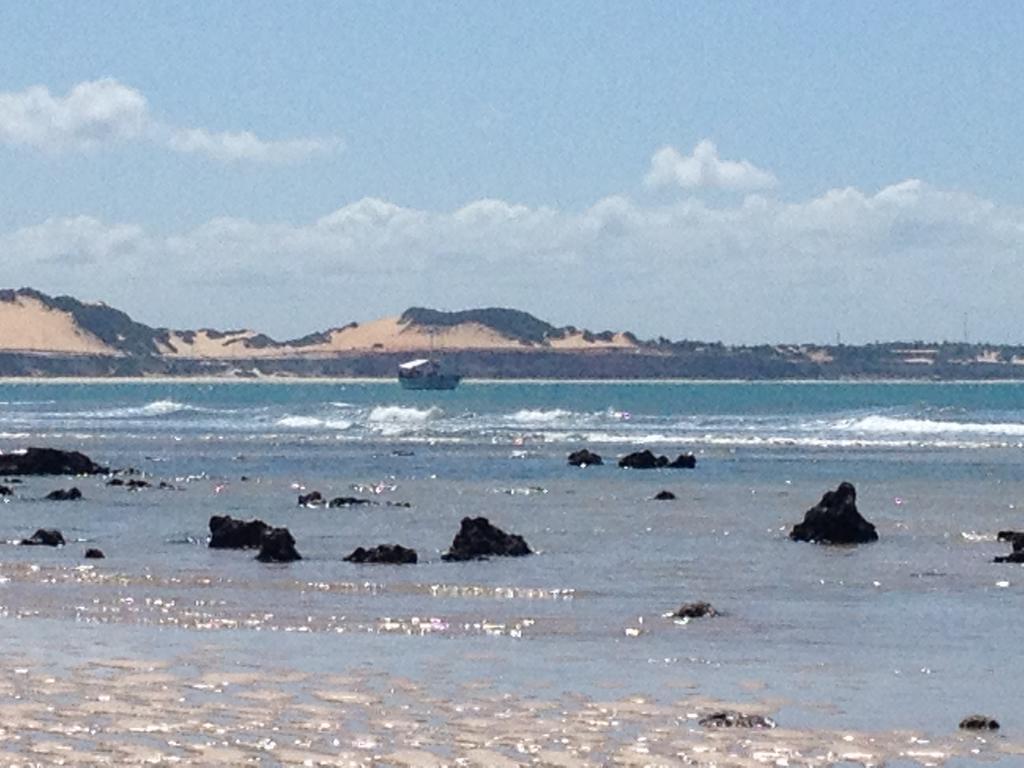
1,1 -> 1023,344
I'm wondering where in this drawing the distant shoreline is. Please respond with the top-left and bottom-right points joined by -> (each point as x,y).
4,375 -> 1024,386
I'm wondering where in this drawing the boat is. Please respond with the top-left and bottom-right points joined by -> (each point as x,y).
398,358 -> 462,390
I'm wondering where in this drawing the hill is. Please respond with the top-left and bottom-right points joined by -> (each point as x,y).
2,287 -> 1024,379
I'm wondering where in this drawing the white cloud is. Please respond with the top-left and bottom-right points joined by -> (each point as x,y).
5,178 -> 1023,343
0,79 -> 149,151
0,79 -> 338,163
166,128 -> 339,164
645,140 -> 777,191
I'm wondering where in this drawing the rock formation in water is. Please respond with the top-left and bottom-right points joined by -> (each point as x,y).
959,714 -> 999,730
21,528 -> 65,546
344,544 -> 418,564
789,482 -> 878,544
45,487 -> 82,501
256,527 -> 302,562
698,711 -> 776,729
0,447 -> 107,476
442,517 -> 532,561
673,601 -> 717,619
568,449 -> 603,467
618,450 -> 697,469
994,530 -> 1024,563
208,515 -> 271,549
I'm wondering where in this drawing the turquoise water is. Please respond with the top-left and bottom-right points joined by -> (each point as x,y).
0,380 -> 1021,762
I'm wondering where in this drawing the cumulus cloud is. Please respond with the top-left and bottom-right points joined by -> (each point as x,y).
645,140 -> 777,191
0,79 -> 148,151
5,179 -> 1023,343
0,79 -> 337,163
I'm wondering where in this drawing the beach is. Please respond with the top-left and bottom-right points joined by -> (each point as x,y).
0,380 -> 1021,765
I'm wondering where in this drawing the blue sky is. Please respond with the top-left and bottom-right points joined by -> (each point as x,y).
2,2 -> 1023,342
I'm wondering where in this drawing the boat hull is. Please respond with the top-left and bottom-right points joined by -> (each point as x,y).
399,374 -> 462,391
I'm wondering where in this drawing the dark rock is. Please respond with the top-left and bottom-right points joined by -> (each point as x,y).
789,482 -> 878,544
4,478 -> 22,484
619,450 -> 665,469
994,550 -> 1024,563
619,450 -> 696,469
0,484 -> 11,496
442,516 -> 532,561
386,501 -> 412,508
0,447 -> 107,476
157,481 -> 177,490
997,530 -> 1024,549
959,714 -> 999,731
653,490 -> 676,500
84,548 -> 105,559
699,711 -> 776,729
21,528 -> 65,546
106,478 -> 125,486
568,449 -> 603,467
328,496 -> 374,507
126,479 -> 151,490
208,515 -> 270,549
344,544 -> 418,564
297,491 -> 323,506
45,487 -> 82,501
256,527 -> 302,563
666,453 -> 697,469
674,601 -> 717,619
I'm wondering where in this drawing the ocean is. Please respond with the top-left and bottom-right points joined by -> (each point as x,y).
0,379 -> 1021,766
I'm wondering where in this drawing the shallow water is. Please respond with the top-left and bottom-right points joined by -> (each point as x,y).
1,380 -> 1022,765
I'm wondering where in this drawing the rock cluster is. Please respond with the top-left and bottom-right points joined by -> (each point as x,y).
618,450 -> 696,469
698,711 -> 776,729
0,447 -> 107,476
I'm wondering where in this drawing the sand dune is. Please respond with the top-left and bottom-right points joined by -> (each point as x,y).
0,288 -> 639,360
0,294 -> 118,355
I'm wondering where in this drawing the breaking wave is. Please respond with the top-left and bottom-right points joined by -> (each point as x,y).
276,415 -> 353,430
367,406 -> 441,423
835,414 -> 1024,437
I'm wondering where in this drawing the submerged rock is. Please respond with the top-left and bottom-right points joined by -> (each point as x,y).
328,496 -> 374,508
256,527 -> 302,563
208,515 -> 270,549
789,482 -> 878,544
21,528 -> 65,547
959,714 -> 999,731
674,601 -> 717,619
344,544 -> 418,564
297,491 -> 323,507
653,490 -> 676,501
699,711 -> 776,729
107,477 -> 150,489
568,449 -> 603,467
442,517 -> 532,561
45,487 -> 82,501
84,548 -> 105,559
0,485 -> 11,496
0,447 -> 107,476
